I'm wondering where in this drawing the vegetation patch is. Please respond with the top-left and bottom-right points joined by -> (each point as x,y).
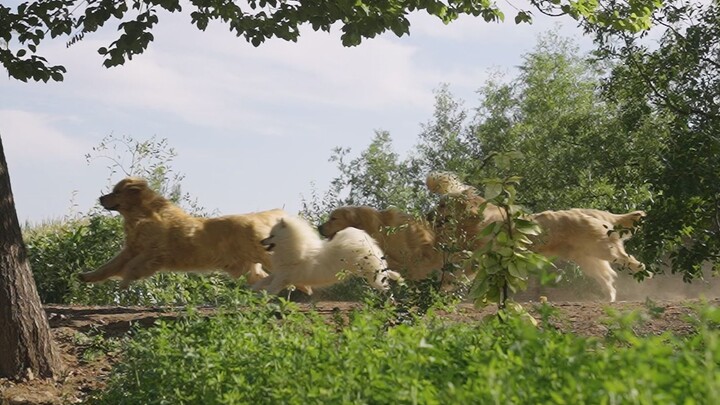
92,295 -> 720,404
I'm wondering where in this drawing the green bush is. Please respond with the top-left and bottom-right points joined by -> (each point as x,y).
94,297 -> 720,404
26,214 -> 123,304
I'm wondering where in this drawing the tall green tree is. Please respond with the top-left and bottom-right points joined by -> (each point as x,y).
472,32 -> 663,213
2,0 -> 664,82
413,84 -> 483,176
301,131 -> 429,223
300,87 -> 489,222
588,0 -> 720,279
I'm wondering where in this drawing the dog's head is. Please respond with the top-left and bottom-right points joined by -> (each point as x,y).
429,192 -> 479,225
427,192 -> 493,252
99,177 -> 156,214
318,206 -> 386,239
260,218 -> 288,252
263,216 -> 320,256
425,172 -> 486,227
426,171 -> 474,195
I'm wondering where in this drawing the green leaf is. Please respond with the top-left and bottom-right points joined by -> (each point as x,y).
50,71 -> 64,81
514,10 -> 532,24
485,182 -> 502,200
479,221 -> 500,237
516,221 -> 542,236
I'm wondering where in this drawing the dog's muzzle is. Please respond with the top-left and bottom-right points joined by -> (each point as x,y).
260,236 -> 275,252
318,226 -> 336,240
99,194 -> 120,211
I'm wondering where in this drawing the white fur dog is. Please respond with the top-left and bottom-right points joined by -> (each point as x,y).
251,216 -> 403,295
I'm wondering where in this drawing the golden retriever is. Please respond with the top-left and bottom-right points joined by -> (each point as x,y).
252,215 -> 402,294
427,172 -> 646,302
427,170 -> 646,229
318,206 -> 445,281
78,177 -> 307,291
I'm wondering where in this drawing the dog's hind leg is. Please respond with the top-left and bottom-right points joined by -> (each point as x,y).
598,234 -> 646,274
79,250 -> 132,282
609,244 -> 645,274
385,270 -> 404,282
369,269 -> 404,291
572,257 -> 618,302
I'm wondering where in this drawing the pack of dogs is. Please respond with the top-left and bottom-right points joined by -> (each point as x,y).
79,172 -> 647,302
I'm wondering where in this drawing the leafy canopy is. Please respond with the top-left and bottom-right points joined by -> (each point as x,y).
587,0 -> 720,278
1,0 -> 664,82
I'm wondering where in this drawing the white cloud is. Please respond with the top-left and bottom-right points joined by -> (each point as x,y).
26,16 -> 439,135
0,110 -> 90,161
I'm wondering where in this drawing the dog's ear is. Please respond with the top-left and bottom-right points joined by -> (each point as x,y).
124,178 -> 148,193
379,207 -> 408,227
347,209 -> 359,224
357,208 -> 382,231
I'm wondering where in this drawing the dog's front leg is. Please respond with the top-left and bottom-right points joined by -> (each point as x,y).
79,249 -> 133,282
243,263 -> 270,285
118,253 -> 162,289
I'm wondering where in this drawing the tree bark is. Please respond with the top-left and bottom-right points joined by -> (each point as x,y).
0,134 -> 62,379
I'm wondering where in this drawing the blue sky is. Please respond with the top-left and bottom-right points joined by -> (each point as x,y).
1,1 -> 592,224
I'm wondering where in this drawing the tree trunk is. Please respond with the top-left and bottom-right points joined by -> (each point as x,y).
0,134 -> 62,379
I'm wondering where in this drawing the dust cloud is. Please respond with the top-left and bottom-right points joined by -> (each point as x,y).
517,263 -> 720,302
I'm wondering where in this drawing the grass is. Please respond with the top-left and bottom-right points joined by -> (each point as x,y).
91,294 -> 720,404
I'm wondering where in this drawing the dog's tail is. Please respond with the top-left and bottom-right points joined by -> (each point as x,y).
426,171 -> 474,195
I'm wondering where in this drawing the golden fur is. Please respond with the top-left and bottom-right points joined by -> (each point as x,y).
78,177 -> 298,290
318,206 -> 444,281
426,172 -> 646,302
570,208 -> 646,230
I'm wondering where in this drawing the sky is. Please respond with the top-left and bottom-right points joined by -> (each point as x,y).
1,1 -> 593,225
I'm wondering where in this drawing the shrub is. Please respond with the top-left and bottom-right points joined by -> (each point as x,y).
26,214 -> 124,304
94,298 -> 720,404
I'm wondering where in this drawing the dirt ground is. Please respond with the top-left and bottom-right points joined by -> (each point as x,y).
2,272 -> 719,405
